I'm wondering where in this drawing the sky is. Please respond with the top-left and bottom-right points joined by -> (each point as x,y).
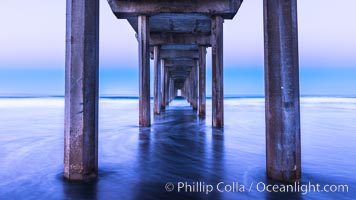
0,0 -> 355,96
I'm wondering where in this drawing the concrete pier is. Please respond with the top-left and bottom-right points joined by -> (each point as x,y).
264,0 -> 301,182
211,16 -> 224,128
153,46 -> 161,115
138,15 -> 151,126
191,63 -> 198,110
107,0 -> 243,127
198,46 -> 207,116
62,0 -> 304,184
161,62 -> 167,110
64,0 -> 99,181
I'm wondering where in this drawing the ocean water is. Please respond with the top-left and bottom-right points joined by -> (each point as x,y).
0,97 -> 355,200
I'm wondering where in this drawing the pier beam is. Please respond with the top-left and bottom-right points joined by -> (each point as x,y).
211,16 -> 224,127
138,15 -> 151,126
198,46 -> 206,116
153,46 -> 161,115
64,0 -> 99,181
264,0 -> 301,182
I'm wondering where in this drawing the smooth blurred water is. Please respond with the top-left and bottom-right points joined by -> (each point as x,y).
0,97 -> 355,200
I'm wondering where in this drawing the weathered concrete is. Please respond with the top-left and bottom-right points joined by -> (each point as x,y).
151,33 -> 211,46
169,78 -> 175,102
163,66 -> 169,107
264,0 -> 301,182
161,60 -> 166,109
108,0 -> 243,19
165,60 -> 196,67
198,46 -> 207,116
64,0 -> 99,181
192,61 -> 198,110
138,15 -> 151,126
166,76 -> 171,105
160,50 -> 199,59
153,46 -> 161,115
106,0 -> 244,126
127,14 -> 211,36
185,76 -> 192,105
211,16 -> 224,128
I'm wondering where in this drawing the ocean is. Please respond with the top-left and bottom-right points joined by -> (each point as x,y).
0,97 -> 355,200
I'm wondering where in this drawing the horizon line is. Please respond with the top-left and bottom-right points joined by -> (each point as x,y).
1,94 -> 356,99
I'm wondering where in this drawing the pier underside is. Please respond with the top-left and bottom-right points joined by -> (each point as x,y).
64,0 -> 302,183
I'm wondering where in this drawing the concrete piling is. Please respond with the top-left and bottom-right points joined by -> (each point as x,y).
64,0 -> 99,181
198,46 -> 207,116
153,46 -> 161,115
211,16 -> 224,128
191,63 -> 198,110
161,61 -> 167,110
63,0 -> 303,184
138,15 -> 151,126
264,0 -> 301,182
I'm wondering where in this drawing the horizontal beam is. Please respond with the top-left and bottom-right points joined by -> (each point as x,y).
170,74 -> 189,77
166,66 -> 192,71
169,71 -> 191,75
160,50 -> 199,59
150,33 -> 211,46
165,60 -> 196,67
170,74 -> 190,77
108,0 -> 243,19
161,44 -> 199,51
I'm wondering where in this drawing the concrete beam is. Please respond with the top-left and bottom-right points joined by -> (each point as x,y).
150,33 -> 211,46
171,76 -> 188,80
161,44 -> 199,51
128,14 -> 211,35
211,16 -> 224,128
160,50 -> 199,59
264,0 -> 301,182
138,16 -> 151,126
165,60 -> 196,67
169,69 -> 191,73
170,73 -> 190,78
108,0 -> 243,19
64,0 -> 99,181
167,66 -> 192,71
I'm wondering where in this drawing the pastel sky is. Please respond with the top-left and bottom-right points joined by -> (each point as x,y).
0,0 -> 355,96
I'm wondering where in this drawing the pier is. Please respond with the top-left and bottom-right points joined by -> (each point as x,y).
64,0 -> 301,183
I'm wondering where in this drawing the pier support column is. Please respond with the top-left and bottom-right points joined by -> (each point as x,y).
264,0 -> 301,182
199,46 -> 206,116
163,67 -> 169,108
153,46 -> 161,115
169,78 -> 174,103
138,15 -> 150,126
187,74 -> 192,105
161,61 -> 166,110
211,16 -> 224,127
64,0 -> 99,181
192,62 -> 198,110
165,72 -> 170,106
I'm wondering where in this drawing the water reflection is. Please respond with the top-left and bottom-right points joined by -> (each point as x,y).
1,97 -> 355,199
61,177 -> 98,200
133,105 -> 225,200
